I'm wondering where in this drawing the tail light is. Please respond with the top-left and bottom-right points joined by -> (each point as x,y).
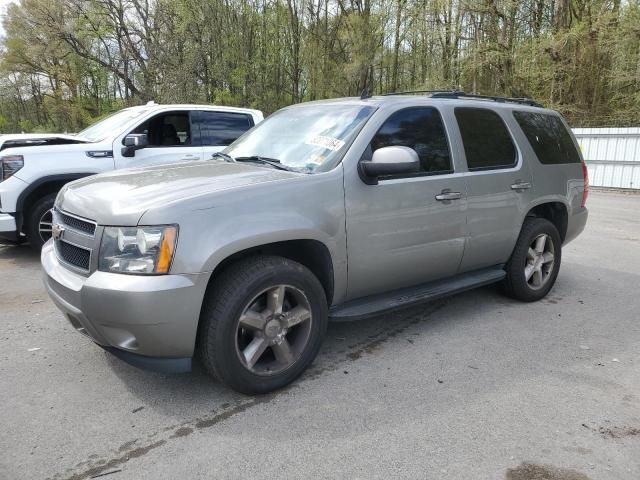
581,160 -> 589,207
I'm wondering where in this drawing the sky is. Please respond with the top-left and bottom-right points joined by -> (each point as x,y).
0,0 -> 16,38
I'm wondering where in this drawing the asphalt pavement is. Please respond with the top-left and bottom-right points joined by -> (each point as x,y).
1,190 -> 639,480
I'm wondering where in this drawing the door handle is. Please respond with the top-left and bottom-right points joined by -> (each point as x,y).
435,191 -> 463,201
511,181 -> 531,190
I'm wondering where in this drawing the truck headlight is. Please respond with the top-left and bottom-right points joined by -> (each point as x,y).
1,155 -> 24,181
99,225 -> 178,274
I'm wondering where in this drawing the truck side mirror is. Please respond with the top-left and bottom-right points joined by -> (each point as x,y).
359,146 -> 420,184
121,134 -> 148,158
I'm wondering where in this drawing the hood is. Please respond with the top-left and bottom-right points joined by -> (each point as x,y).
0,133 -> 89,151
59,160 -> 300,225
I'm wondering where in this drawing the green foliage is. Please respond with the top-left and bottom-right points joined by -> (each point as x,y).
0,0 -> 638,132
17,118 -> 34,133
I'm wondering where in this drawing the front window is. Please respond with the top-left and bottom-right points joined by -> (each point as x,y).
225,104 -> 376,173
78,108 -> 151,142
130,111 -> 191,146
367,107 -> 453,175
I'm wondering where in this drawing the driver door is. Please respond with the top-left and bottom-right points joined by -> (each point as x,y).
113,110 -> 203,169
345,106 -> 468,300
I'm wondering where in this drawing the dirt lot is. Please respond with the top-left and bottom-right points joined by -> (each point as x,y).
1,190 -> 639,480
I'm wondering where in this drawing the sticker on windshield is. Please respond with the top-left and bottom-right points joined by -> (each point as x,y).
305,135 -> 345,152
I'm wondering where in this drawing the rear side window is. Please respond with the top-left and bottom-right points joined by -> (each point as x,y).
195,111 -> 254,146
369,107 -> 452,174
455,108 -> 516,170
513,111 -> 581,164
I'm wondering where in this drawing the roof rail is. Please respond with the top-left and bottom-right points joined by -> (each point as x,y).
383,90 -> 543,108
382,89 -> 464,97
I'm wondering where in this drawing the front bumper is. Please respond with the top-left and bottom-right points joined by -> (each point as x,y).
0,213 -> 18,242
41,240 -> 210,371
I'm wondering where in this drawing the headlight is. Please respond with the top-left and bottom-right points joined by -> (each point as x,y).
99,225 -> 178,274
1,155 -> 24,181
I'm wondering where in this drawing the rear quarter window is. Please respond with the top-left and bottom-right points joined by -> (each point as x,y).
513,111 -> 581,164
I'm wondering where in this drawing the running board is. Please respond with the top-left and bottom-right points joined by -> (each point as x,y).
329,267 -> 506,321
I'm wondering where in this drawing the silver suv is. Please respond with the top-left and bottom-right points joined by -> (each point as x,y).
42,92 -> 589,394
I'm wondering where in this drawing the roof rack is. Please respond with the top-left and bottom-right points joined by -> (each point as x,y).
383,90 -> 543,108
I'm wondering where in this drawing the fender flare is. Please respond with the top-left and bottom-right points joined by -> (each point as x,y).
16,173 -> 97,213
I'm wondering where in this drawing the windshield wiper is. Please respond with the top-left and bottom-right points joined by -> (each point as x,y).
235,156 -> 297,172
210,152 -> 235,162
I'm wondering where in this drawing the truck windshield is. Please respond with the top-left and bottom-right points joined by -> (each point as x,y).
78,108 -> 151,142
225,104 -> 376,173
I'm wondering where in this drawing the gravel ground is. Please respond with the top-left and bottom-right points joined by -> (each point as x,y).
1,190 -> 639,480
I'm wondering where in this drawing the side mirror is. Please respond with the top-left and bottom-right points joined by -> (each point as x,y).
359,146 -> 420,184
121,133 -> 148,158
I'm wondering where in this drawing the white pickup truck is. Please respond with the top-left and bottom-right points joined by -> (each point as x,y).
0,103 -> 263,249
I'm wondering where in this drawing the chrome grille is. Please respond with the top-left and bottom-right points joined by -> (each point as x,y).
57,240 -> 91,270
59,211 -> 96,236
52,209 -> 99,274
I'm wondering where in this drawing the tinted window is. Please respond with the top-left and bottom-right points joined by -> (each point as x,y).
369,107 -> 452,174
196,111 -> 254,146
131,112 -> 191,146
455,108 -> 516,170
513,111 -> 580,164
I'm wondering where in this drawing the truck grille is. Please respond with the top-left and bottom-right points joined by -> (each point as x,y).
52,209 -> 98,273
57,240 -> 91,270
59,211 -> 96,236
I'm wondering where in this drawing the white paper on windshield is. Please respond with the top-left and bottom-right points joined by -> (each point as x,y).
305,135 -> 345,152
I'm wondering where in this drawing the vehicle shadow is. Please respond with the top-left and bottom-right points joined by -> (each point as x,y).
104,285 -> 515,415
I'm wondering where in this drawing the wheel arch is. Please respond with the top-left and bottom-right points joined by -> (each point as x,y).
16,173 -> 95,231
524,200 -> 569,242
203,239 -> 335,307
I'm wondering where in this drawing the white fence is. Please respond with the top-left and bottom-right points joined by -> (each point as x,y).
572,127 -> 640,190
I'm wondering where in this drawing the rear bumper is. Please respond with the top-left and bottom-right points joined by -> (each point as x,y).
41,240 -> 210,369
0,213 -> 18,242
564,206 -> 588,245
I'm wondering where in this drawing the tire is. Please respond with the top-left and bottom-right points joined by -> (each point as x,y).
198,255 -> 328,394
25,193 -> 56,252
502,217 -> 562,302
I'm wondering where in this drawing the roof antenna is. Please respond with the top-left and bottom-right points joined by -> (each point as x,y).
360,65 -> 374,100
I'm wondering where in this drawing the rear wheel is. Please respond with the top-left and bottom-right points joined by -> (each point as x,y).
503,217 -> 562,302
25,194 -> 56,252
198,255 -> 328,394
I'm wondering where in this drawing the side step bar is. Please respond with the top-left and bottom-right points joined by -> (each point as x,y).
329,267 -> 506,322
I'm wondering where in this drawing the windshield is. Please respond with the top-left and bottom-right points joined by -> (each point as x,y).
78,108 -> 151,142
225,104 -> 376,173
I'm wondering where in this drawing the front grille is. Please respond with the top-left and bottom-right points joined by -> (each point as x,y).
59,211 -> 96,236
57,240 -> 91,270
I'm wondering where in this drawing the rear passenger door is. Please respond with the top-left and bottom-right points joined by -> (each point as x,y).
455,107 -> 535,272
345,106 -> 468,300
194,110 -> 255,160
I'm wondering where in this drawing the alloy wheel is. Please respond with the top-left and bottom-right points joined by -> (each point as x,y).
524,233 -> 555,290
39,209 -> 53,243
234,285 -> 313,376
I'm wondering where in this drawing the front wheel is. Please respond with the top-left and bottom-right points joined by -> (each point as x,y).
25,193 -> 56,252
503,217 -> 562,302
198,256 -> 328,394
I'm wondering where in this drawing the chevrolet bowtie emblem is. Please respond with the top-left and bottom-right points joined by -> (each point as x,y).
52,224 -> 65,240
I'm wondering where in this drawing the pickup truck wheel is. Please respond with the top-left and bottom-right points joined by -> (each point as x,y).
198,256 -> 328,394
25,193 -> 56,252
503,217 -> 562,302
